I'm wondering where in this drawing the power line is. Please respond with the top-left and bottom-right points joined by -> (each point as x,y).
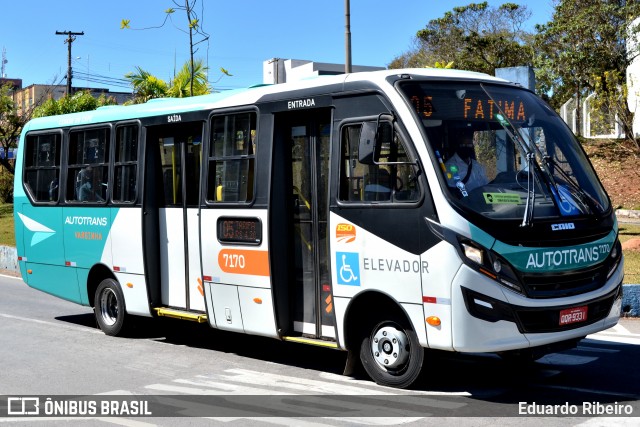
73,71 -> 131,89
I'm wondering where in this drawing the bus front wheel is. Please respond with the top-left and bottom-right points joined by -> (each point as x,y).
359,318 -> 424,389
94,279 -> 128,336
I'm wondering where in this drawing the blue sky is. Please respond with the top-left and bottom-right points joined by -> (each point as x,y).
1,0 -> 555,93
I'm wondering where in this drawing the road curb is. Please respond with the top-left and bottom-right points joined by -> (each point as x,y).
616,209 -> 640,223
0,245 -> 17,272
623,284 -> 640,317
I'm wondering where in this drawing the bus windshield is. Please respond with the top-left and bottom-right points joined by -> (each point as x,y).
399,81 -> 610,222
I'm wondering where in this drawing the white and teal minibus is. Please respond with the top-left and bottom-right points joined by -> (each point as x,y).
14,68 -> 623,388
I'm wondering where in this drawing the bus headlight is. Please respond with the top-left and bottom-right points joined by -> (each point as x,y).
457,238 -> 524,295
461,243 -> 483,265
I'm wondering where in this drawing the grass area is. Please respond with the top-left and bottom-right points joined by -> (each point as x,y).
0,203 -> 14,247
619,223 -> 640,284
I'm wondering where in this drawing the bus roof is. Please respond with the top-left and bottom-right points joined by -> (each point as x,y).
23,68 -> 508,132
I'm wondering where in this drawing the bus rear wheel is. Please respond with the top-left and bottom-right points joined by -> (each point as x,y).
94,278 -> 128,336
359,318 -> 424,389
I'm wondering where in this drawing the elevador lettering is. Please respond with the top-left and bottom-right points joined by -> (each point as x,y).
65,216 -> 108,227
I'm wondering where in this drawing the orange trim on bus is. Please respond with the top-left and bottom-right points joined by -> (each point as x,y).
218,249 -> 270,276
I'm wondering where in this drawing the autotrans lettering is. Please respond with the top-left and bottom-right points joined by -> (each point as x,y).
288,98 -> 316,109
525,245 -> 610,270
65,216 -> 108,226
363,257 -> 429,274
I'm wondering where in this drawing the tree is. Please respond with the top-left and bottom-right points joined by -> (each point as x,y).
32,91 -> 116,118
124,60 -> 211,103
124,67 -> 169,103
167,59 -> 210,98
534,0 -> 640,140
0,84 -> 23,176
390,2 -> 533,74
121,0 -> 218,97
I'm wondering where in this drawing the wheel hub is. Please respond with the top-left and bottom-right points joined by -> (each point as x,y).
370,325 -> 409,370
99,288 -> 118,326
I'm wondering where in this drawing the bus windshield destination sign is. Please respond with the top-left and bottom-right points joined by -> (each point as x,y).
409,95 -> 527,122
217,217 -> 262,245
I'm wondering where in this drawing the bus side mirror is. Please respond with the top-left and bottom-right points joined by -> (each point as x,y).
358,122 -> 378,165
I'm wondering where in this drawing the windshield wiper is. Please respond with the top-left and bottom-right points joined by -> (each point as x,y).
479,84 -> 544,227
522,152 -> 535,227
542,155 -> 601,215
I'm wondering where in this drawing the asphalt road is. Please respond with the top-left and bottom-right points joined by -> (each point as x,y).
1,274 -> 639,426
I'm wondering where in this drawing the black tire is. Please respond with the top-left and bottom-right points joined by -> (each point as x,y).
359,318 -> 424,389
94,278 -> 129,336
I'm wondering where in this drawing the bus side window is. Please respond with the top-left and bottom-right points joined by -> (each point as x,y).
339,122 -> 419,203
113,125 -> 139,203
24,133 -> 61,202
66,127 -> 110,203
207,112 -> 256,203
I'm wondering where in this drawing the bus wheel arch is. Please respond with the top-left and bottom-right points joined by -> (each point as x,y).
87,265 -> 129,337
343,291 -> 425,389
87,264 -> 117,308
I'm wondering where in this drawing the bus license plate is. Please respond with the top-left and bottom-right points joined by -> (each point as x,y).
559,306 -> 588,326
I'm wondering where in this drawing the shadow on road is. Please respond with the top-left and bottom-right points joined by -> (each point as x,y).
55,312 -> 640,408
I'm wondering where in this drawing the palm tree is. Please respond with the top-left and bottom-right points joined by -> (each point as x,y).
167,59 -> 211,98
124,67 -> 169,104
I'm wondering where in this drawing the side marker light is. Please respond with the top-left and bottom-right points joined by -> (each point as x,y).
426,316 -> 441,327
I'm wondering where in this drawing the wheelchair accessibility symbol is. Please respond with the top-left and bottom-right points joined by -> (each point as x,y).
336,252 -> 361,286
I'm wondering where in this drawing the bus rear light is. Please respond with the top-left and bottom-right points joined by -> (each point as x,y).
322,284 -> 331,292
426,316 -> 441,326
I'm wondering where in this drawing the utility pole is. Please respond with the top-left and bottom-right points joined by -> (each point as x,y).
55,30 -> 84,95
1,47 -> 7,78
345,0 -> 352,73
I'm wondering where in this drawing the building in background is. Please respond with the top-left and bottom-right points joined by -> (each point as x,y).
263,58 -> 384,84
0,77 -> 22,91
12,84 -> 132,116
627,16 -> 640,138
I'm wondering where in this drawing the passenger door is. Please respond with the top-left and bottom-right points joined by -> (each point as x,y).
144,121 -> 205,311
271,108 -> 335,339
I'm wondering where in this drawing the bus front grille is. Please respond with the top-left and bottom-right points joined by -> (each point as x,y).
513,287 -> 620,334
520,263 -> 608,299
